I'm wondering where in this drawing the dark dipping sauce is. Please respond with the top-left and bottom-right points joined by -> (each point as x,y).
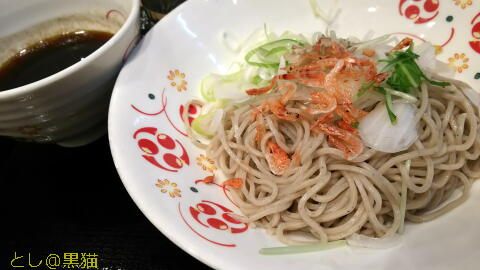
0,30 -> 113,92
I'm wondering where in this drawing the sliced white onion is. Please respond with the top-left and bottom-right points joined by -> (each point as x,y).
213,80 -> 250,101
359,102 -> 418,153
237,26 -> 270,55
208,109 -> 224,134
200,102 -> 217,115
258,68 -> 275,80
354,34 -> 391,52
243,65 -> 259,82
415,42 -> 455,77
346,233 -> 402,249
291,86 -> 313,101
414,42 -> 436,72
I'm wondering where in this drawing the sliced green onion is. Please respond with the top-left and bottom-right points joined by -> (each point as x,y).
259,240 -> 347,255
385,88 -> 397,124
422,75 -> 450,87
376,87 -> 397,124
397,61 -> 419,88
357,80 -> 375,97
379,43 -> 449,94
251,75 -> 263,85
200,70 -> 246,102
379,58 -> 404,73
387,88 -> 418,103
264,46 -> 290,58
200,76 -> 215,102
245,39 -> 304,68
309,0 -> 332,23
191,112 -> 215,137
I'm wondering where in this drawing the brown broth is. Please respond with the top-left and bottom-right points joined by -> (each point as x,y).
0,30 -> 113,92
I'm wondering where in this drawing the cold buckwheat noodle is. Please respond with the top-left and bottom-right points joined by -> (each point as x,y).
184,35 -> 480,245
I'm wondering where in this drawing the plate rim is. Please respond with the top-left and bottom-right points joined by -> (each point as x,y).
108,0 -> 480,269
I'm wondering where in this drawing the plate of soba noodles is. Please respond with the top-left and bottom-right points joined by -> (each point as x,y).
108,0 -> 480,269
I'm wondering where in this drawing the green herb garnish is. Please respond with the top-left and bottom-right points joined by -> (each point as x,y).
356,80 -> 375,97
380,44 -> 449,92
375,43 -> 450,123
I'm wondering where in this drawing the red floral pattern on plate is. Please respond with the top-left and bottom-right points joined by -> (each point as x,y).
130,69 -> 247,247
195,176 -> 239,207
131,88 -> 189,137
470,12 -> 480,54
399,0 -> 440,24
178,200 -> 248,247
134,127 -> 190,172
179,103 -> 201,125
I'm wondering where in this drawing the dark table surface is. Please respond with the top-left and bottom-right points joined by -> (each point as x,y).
2,2 -> 210,269
1,135 -> 209,269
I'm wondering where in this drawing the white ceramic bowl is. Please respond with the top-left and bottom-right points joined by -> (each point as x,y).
0,0 -> 140,146
109,0 -> 480,269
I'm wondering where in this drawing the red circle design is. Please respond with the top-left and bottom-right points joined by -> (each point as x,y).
163,153 -> 183,169
423,0 -> 439,13
399,0 -> 439,24
470,13 -> 480,54
180,200 -> 248,247
207,218 -> 229,230
178,202 -> 236,247
138,138 -> 159,155
180,104 -> 202,125
197,203 -> 217,215
222,213 -> 242,224
405,5 -> 420,19
188,104 -> 197,114
133,127 -> 190,172
157,133 -> 176,149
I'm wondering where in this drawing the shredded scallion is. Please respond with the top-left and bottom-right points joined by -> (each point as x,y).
245,39 -> 304,68
259,240 -> 347,255
387,88 -> 418,103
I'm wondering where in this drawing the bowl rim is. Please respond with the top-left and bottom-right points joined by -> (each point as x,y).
0,0 -> 141,99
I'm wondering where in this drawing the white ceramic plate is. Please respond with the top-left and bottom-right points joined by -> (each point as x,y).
108,0 -> 480,269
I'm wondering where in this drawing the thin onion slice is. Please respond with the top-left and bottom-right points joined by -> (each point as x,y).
259,240 -> 347,255
191,109 -> 224,138
359,102 -> 418,153
346,233 -> 402,249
